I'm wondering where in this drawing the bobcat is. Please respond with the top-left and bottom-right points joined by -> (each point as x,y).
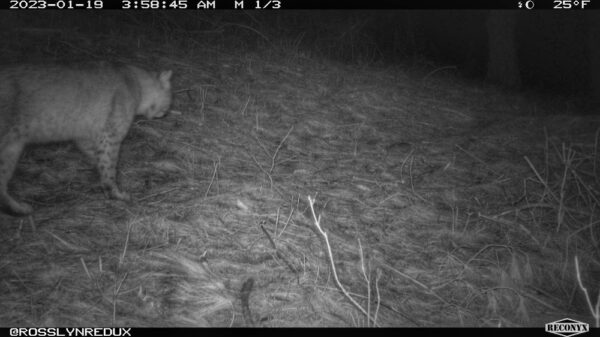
0,61 -> 173,215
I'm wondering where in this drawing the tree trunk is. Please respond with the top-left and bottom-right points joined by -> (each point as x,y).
587,13 -> 600,110
486,11 -> 521,88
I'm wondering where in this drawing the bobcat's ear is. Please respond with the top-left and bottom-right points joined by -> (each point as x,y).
159,70 -> 173,85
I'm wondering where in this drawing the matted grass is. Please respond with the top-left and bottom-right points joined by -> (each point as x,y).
0,13 -> 598,327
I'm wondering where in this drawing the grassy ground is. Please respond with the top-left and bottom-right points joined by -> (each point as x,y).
0,12 -> 598,327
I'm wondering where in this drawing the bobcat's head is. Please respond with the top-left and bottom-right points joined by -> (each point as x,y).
138,69 -> 173,119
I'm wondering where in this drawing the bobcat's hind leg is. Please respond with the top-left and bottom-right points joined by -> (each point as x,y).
0,136 -> 31,215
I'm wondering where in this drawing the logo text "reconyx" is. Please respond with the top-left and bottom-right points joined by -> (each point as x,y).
545,318 -> 590,337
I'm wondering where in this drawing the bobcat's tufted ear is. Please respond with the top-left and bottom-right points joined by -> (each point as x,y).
159,70 -> 173,87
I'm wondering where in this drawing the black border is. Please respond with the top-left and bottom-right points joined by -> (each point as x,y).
4,327 -> 599,337
4,0 -> 598,10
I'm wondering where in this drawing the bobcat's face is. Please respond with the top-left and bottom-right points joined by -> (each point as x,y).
140,70 -> 173,119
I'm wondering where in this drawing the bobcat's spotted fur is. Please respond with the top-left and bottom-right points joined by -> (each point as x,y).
0,61 -> 173,215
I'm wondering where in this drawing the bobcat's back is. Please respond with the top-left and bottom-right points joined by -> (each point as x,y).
0,62 -> 171,143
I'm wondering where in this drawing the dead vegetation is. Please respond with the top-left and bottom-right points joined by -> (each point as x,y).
0,12 -> 598,327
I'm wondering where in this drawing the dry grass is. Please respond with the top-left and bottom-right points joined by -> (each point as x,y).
0,13 -> 598,327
